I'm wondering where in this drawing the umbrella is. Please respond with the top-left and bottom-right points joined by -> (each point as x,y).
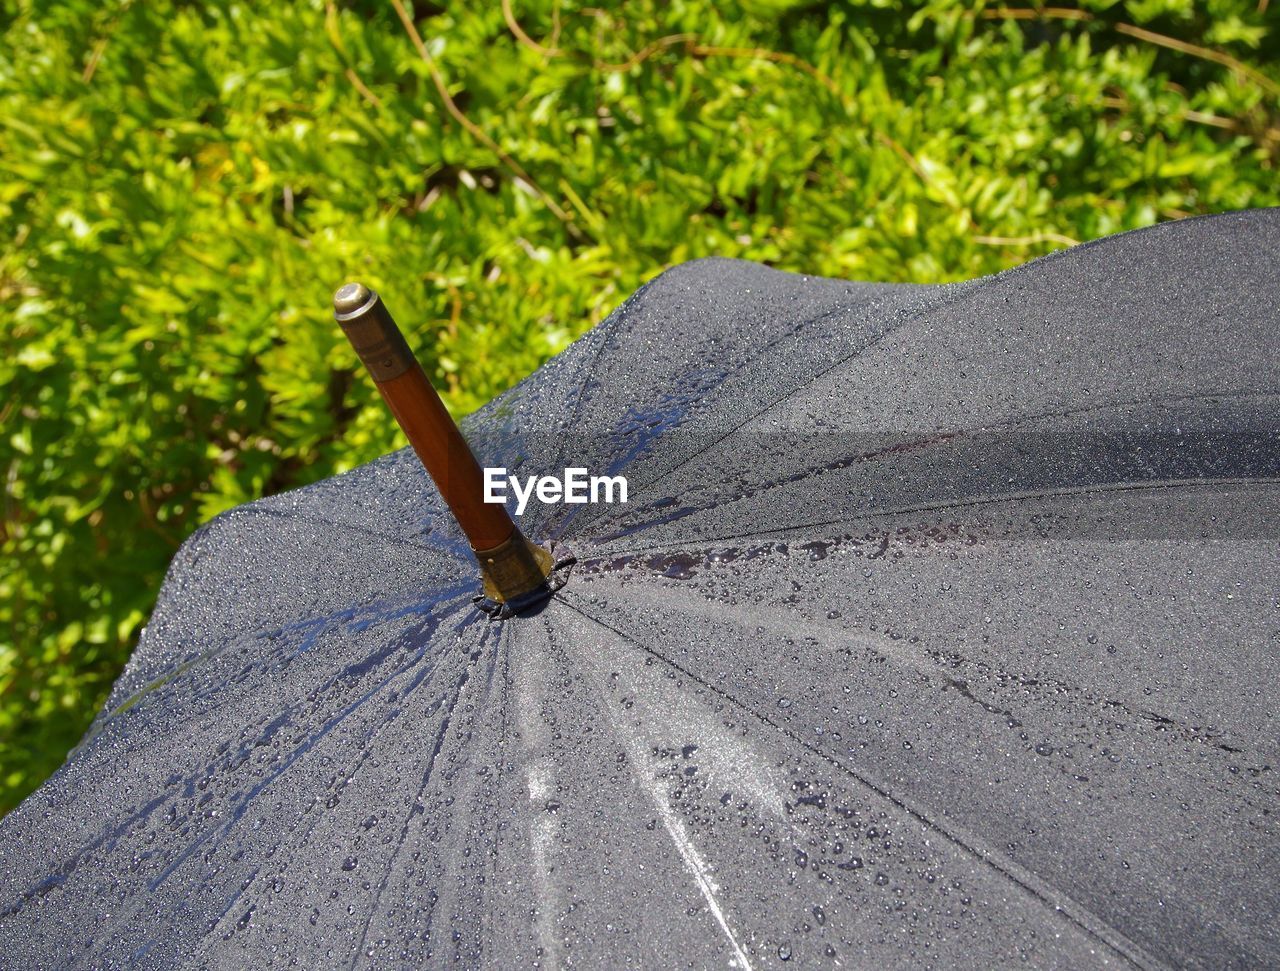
1,208 -> 1277,969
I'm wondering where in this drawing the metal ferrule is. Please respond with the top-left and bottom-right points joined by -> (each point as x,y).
334,288 -> 416,383
476,528 -> 554,604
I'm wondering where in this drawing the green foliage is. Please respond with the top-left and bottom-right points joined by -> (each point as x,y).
1,0 -> 1277,814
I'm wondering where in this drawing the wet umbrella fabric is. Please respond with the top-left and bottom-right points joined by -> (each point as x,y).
1,209 -> 1278,969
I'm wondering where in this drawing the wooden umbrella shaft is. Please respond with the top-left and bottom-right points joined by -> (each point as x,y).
374,371 -> 516,550
333,284 -> 554,607
334,287 -> 515,551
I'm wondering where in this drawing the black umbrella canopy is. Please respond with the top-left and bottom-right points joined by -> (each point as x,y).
1,210 -> 1277,969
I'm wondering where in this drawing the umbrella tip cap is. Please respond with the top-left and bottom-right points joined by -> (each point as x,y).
334,282 -> 375,318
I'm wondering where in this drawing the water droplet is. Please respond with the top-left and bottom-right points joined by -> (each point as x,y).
778,942 -> 792,961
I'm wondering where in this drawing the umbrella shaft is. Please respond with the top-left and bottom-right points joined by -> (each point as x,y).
334,282 -> 554,606
374,367 -> 515,551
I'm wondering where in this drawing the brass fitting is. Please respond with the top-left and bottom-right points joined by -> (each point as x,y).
475,529 -> 555,605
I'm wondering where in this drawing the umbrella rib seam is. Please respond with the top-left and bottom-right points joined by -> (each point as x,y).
588,476 -> 1280,558
551,276 -> 953,537
556,594 -> 1168,971
571,282 -> 980,528
577,387 -> 1280,539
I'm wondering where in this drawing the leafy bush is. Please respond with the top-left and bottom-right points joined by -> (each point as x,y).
1,0 -> 1276,814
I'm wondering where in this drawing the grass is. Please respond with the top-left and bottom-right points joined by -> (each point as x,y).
1,0 -> 1277,815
